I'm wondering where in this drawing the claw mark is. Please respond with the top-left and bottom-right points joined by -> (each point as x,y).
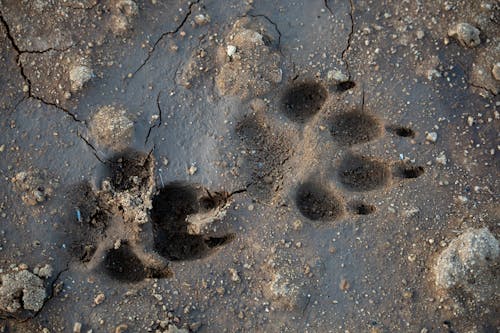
0,10 -> 80,122
341,0 -> 355,80
129,0 -> 201,78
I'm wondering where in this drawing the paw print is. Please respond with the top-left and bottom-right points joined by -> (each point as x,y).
235,79 -> 425,222
66,149 -> 234,283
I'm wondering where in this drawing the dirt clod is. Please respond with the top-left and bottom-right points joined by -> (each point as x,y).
448,23 -> 481,48
69,64 -> 93,93
216,18 -> 282,99
434,228 -> 499,308
90,106 -> 134,151
0,270 -> 47,319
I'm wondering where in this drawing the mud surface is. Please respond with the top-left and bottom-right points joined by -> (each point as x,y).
0,0 -> 499,332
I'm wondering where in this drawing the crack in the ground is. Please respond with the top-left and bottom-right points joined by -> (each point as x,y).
0,11 -> 81,122
341,0 -> 354,80
78,133 -> 106,164
323,0 -> 333,15
145,91 -> 164,145
245,13 -> 282,54
32,264 -> 70,320
454,59 -> 498,97
470,83 -> 497,97
129,0 -> 201,79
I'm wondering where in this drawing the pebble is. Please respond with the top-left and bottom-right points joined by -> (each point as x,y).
436,152 -> 447,165
94,293 -> 105,305
492,63 -> 500,81
228,268 -> 240,283
194,14 -> 210,26
247,204 -> 254,211
115,324 -> 128,333
425,132 -> 438,143
73,322 -> 82,333
187,165 -> 198,175
226,45 -> 237,57
416,30 -> 425,39
292,219 -> 303,230
467,116 -> 474,126
448,23 -> 481,48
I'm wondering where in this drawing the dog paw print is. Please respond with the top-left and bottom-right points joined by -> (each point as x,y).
66,149 -> 234,283
235,79 -> 426,221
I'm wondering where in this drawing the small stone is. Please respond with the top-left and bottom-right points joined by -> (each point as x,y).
73,322 -> 82,333
416,30 -> 425,39
292,220 -> 303,231
402,290 -> 413,299
327,69 -> 349,83
226,45 -> 237,57
228,268 -> 240,283
94,293 -> 105,305
426,132 -> 438,143
247,204 -> 254,211
457,195 -> 468,203
0,144 -> 4,152
492,63 -> 500,81
22,84 -> 29,93
194,14 -> 210,26
115,324 -> 128,333
448,23 -> 481,48
436,152 -> 447,165
407,254 -> 416,262
187,165 -> 198,175
339,278 -> 350,291
467,116 -> 474,126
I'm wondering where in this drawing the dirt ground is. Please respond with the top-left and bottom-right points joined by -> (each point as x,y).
0,0 -> 499,332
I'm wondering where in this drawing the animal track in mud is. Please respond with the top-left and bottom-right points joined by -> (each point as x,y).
103,242 -> 169,283
66,149 -> 236,282
235,113 -> 291,200
396,164 -> 425,179
338,154 -> 391,192
387,125 -> 416,138
281,81 -> 328,122
107,149 -> 153,191
150,182 -> 234,261
350,201 -> 377,215
233,83 -> 426,225
329,110 -> 383,145
295,182 -> 344,221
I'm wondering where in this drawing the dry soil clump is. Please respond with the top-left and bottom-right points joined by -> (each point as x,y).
215,18 -> 282,100
0,269 -> 47,319
90,106 -> 134,151
433,227 -> 499,310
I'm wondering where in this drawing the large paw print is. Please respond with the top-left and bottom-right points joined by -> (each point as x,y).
66,150 -> 234,283
235,80 -> 426,221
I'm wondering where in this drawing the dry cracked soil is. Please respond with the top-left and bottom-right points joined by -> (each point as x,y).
0,0 -> 499,332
